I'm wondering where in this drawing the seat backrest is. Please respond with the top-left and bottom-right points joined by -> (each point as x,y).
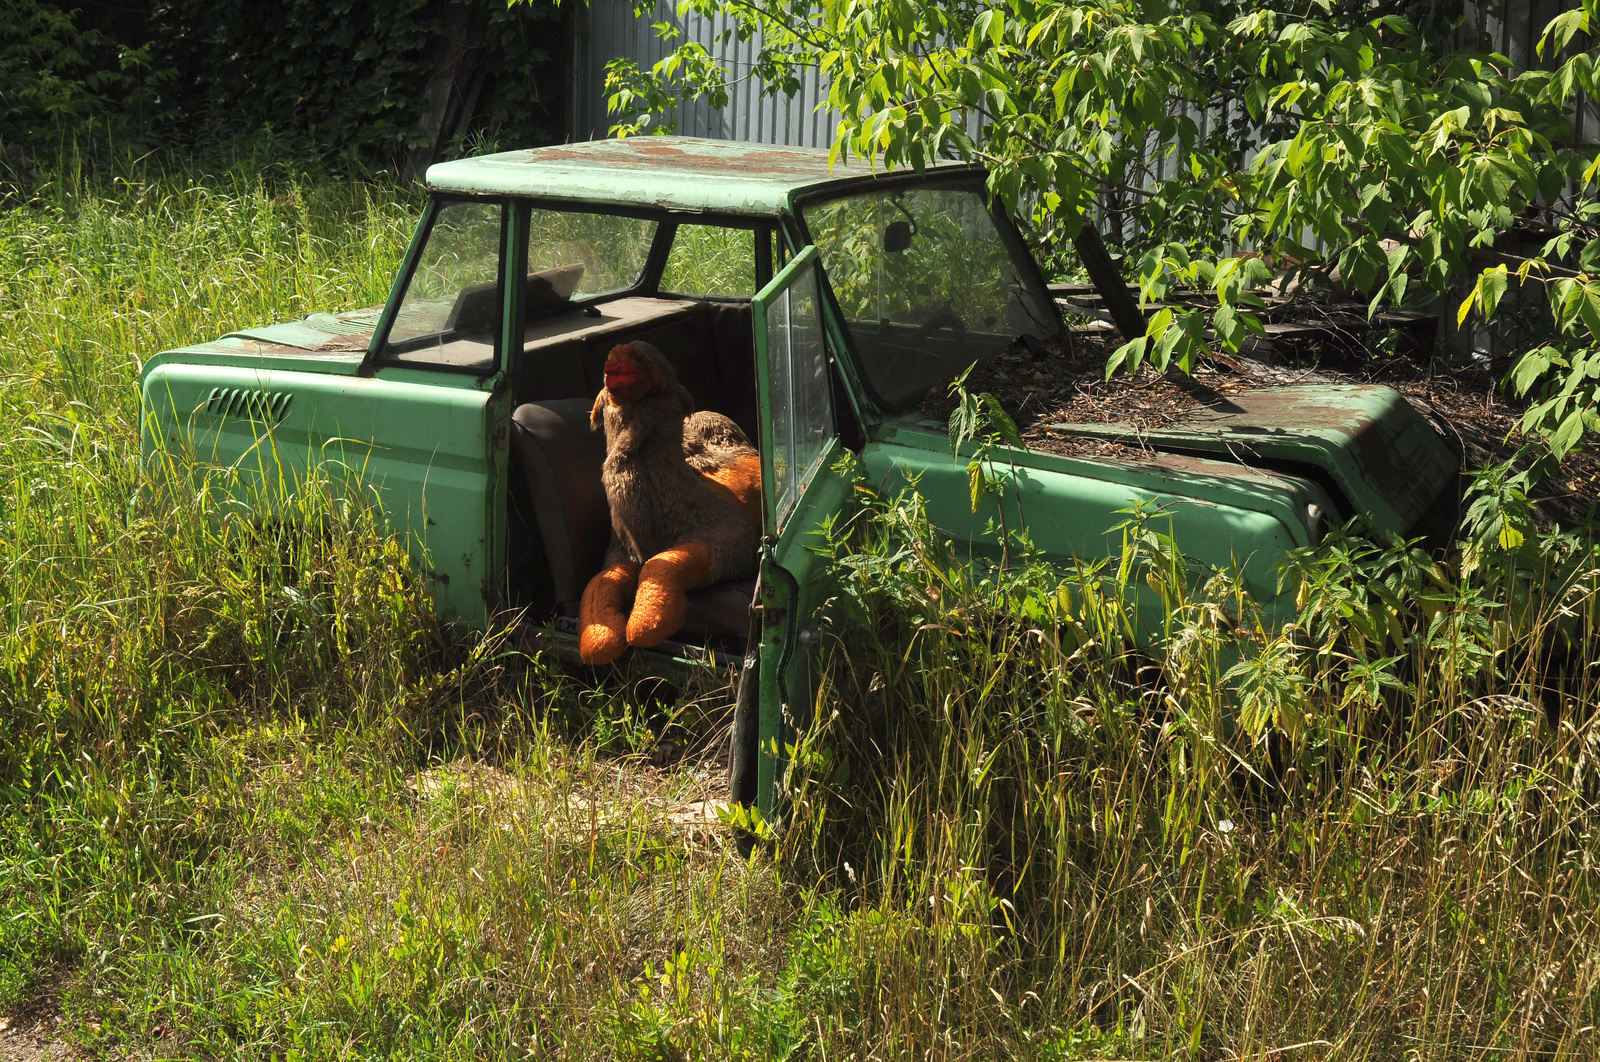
702,300 -> 758,441
515,298 -> 755,431
509,399 -> 609,607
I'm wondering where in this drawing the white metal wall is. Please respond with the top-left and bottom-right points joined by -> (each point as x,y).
572,0 -> 841,146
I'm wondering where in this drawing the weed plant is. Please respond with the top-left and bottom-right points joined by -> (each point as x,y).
780,464 -> 1600,1059
3,152 -> 1600,1060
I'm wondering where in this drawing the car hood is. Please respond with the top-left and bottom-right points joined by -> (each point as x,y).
1045,384 -> 1458,536
150,306 -> 384,372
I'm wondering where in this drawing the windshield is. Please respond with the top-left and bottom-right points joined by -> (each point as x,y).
383,200 -> 502,369
801,183 -> 1059,409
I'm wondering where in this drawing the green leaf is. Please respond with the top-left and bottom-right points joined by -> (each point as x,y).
1107,337 -> 1147,378
1579,284 -> 1600,340
1541,8 -> 1588,59
970,10 -> 994,48
1479,266 -> 1508,320
1550,408 -> 1587,457
1152,315 -> 1186,370
982,396 -> 1025,449
1509,346 -> 1555,395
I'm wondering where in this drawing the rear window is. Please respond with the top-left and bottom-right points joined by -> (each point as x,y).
660,224 -> 757,297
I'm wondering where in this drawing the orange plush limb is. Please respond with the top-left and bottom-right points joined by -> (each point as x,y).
579,561 -> 639,664
698,453 -> 763,526
626,541 -> 712,647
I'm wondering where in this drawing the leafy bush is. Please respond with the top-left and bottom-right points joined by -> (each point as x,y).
608,0 -> 1600,465
0,0 -> 155,163
148,0 -> 565,167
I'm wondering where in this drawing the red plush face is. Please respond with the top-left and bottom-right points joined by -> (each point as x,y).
601,344 -> 668,405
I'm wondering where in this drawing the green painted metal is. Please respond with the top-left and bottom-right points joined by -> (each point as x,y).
425,136 -> 971,217
146,316 -> 376,375
1046,384 -> 1457,535
755,443 -> 853,816
864,413 -> 1339,614
140,357 -> 502,626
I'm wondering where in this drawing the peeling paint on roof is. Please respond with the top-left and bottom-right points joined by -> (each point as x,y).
425,136 -> 979,216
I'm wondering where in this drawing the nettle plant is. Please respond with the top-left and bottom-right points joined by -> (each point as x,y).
594,0 -> 1600,464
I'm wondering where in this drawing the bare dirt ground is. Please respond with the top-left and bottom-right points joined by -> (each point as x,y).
0,992 -> 71,1062
921,326 -> 1600,529
410,753 -> 733,849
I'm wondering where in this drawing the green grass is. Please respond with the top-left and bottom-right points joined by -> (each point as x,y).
3,152 -> 1600,1060
0,152 -> 819,1059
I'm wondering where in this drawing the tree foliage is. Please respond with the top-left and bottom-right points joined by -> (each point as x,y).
0,0 -> 157,164
0,0 -> 565,170
602,0 -> 1600,462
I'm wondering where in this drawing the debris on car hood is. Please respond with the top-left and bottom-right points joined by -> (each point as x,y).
922,329 -> 1600,532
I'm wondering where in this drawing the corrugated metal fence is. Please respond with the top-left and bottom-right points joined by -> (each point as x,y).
571,0 -> 841,146
572,1 -> 1597,151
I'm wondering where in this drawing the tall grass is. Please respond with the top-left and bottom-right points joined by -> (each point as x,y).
4,153 -> 1600,1060
0,154 -> 815,1060
0,156 -> 464,1018
781,467 -> 1600,1058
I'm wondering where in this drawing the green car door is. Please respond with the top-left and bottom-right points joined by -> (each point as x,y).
747,246 -> 857,819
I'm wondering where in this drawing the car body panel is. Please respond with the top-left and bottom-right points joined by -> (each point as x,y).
1048,384 -> 1457,532
862,418 -> 1336,612
144,305 -> 387,374
141,358 -> 503,625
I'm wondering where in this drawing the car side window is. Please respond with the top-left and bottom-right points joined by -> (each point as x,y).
660,224 -> 757,297
382,201 -> 503,371
767,260 -> 834,526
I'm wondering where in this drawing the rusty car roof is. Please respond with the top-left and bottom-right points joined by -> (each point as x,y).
424,136 -> 978,216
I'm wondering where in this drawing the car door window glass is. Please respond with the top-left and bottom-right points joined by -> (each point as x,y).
767,262 -> 834,527
384,201 -> 503,370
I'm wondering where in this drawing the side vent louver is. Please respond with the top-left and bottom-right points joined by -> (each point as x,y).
205,387 -> 293,424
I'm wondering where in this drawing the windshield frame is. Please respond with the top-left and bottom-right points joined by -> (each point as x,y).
790,171 -> 1063,415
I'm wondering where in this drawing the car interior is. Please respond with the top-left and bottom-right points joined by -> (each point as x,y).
500,220 -> 778,658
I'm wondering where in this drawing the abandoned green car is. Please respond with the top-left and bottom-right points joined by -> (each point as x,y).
140,136 -> 1458,813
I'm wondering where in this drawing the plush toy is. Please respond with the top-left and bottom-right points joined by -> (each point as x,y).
579,341 -> 762,664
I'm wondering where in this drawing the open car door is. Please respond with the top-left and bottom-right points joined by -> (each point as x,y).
737,246 -> 856,818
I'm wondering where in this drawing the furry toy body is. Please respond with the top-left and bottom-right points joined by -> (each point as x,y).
579,341 -> 761,664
